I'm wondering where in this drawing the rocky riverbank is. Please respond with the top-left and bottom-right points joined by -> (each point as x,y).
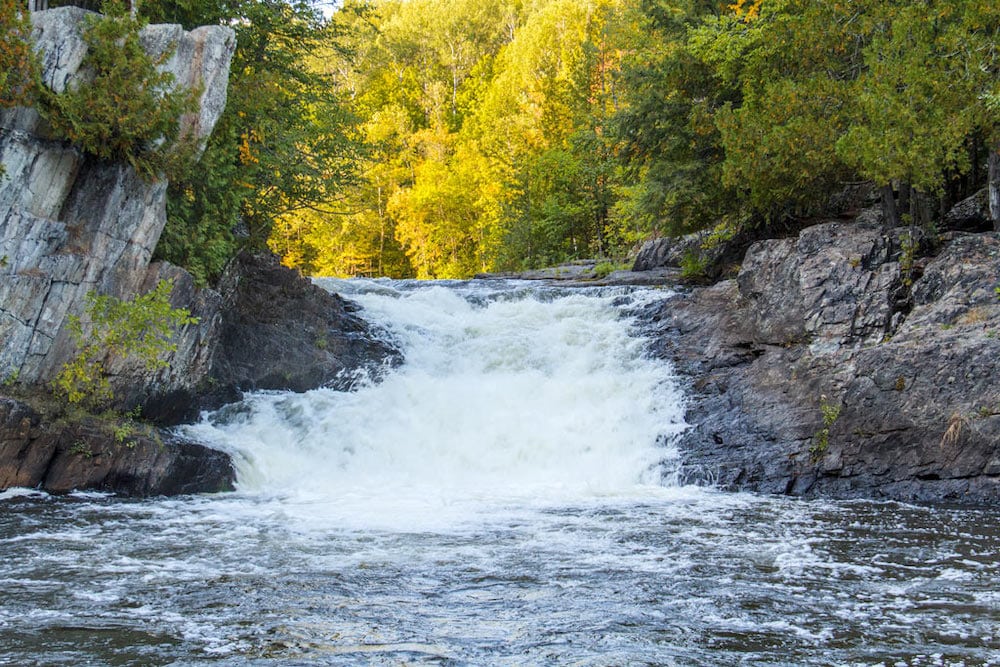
0,253 -> 399,496
0,9 -> 399,497
637,203 -> 1000,505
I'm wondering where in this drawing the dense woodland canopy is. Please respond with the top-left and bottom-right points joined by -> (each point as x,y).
2,0 -> 999,281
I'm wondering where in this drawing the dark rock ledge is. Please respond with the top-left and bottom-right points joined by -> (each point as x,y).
638,211 -> 1000,505
0,397 -> 235,496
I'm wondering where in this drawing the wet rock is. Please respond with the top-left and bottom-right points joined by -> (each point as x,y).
208,252 -> 402,395
0,397 -> 234,496
646,221 -> 1000,505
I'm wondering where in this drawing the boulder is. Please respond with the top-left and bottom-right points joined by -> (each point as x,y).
139,253 -> 402,424
942,189 -> 991,232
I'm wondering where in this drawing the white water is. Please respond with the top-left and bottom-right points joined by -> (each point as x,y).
3,280 -> 1000,665
185,280 -> 688,530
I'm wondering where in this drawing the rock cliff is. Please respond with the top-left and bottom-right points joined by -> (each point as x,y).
0,7 -> 235,389
641,213 -> 1000,504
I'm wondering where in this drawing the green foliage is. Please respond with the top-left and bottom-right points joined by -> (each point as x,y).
39,1 -> 197,181
83,0 -> 1000,278
68,441 -> 95,458
811,397 -> 842,460
679,250 -> 709,282
592,261 -> 617,279
52,280 -> 198,408
109,406 -> 144,447
0,0 -> 36,109
143,0 -> 363,284
612,0 -> 737,239
834,3 -> 986,195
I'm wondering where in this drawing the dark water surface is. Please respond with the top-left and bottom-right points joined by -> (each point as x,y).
1,491 -> 998,666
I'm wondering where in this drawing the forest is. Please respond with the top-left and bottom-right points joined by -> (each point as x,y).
3,0 -> 999,281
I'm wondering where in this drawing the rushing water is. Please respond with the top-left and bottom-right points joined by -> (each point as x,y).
1,280 -> 998,666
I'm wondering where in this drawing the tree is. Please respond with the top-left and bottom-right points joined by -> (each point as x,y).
142,0 -> 363,284
613,0 -> 733,240
0,0 -> 35,110
835,2 -> 987,226
39,0 -> 195,181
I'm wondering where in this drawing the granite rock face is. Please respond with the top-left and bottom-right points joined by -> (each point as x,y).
647,219 -> 1000,505
0,8 -> 235,389
0,10 -> 403,496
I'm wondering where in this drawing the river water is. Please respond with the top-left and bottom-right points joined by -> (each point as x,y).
1,280 -> 998,666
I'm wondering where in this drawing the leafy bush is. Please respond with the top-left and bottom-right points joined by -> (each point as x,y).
52,279 -> 198,408
592,261 -> 617,279
39,0 -> 196,181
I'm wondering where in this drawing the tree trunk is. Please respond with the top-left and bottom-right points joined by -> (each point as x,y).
880,183 -> 900,228
990,142 -> 1000,232
910,189 -> 931,228
898,182 -> 911,217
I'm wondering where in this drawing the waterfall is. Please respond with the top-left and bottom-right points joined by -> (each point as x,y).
184,280 -> 687,529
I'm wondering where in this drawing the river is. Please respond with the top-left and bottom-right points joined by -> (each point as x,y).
1,280 -> 998,665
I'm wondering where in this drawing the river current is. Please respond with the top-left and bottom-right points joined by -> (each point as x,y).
1,280 -> 998,666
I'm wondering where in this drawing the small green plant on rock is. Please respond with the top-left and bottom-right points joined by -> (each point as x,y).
1,369 -> 18,387
592,261 -> 614,279
68,441 -> 95,458
107,406 -> 145,447
679,250 -> 709,282
52,279 -> 198,409
810,397 -> 842,461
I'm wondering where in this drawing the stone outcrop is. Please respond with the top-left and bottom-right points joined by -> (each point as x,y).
0,8 -> 235,389
0,8 -> 240,496
0,397 -> 234,496
631,218 -> 807,282
140,252 -> 402,425
646,215 -> 1000,504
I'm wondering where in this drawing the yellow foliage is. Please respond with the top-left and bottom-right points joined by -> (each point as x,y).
729,0 -> 762,20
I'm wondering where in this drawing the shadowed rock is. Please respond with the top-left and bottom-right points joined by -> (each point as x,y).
0,397 -> 234,496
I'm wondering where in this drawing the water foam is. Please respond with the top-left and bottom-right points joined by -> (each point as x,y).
185,280 -> 686,528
